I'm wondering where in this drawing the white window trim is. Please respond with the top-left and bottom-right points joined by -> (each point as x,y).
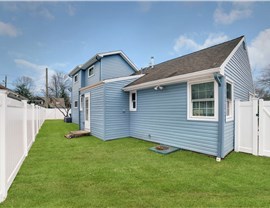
74,100 -> 78,108
129,91 -> 137,111
88,66 -> 94,78
80,95 -> 83,111
187,78 -> 218,122
74,74 -> 78,83
226,78 -> 234,122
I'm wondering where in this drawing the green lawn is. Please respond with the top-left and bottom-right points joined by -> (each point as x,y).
1,120 -> 270,207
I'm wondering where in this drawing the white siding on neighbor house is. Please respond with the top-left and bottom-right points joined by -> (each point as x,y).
104,78 -> 139,140
101,55 -> 135,80
130,83 -> 219,156
223,42 -> 254,156
80,84 -> 105,140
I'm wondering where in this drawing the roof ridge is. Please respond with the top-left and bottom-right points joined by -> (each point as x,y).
152,35 -> 244,68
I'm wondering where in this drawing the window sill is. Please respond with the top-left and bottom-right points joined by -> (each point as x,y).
88,74 -> 94,79
187,116 -> 218,122
129,109 -> 137,112
226,116 -> 234,122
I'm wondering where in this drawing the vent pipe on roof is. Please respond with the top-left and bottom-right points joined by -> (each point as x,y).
149,56 -> 154,68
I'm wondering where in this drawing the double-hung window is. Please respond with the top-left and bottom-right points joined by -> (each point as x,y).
226,81 -> 233,121
88,66 -> 94,78
74,100 -> 78,108
188,80 -> 218,121
74,74 -> 78,83
129,91 -> 137,111
80,95 -> 84,111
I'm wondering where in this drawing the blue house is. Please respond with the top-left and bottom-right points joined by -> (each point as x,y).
69,36 -> 254,160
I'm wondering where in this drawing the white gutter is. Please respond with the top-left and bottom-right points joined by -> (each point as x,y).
123,67 -> 221,91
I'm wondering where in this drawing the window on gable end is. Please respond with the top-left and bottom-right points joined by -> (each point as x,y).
88,66 -> 94,77
74,74 -> 78,83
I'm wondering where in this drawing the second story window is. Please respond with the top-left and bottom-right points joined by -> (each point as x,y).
74,100 -> 78,108
74,74 -> 78,83
88,66 -> 94,78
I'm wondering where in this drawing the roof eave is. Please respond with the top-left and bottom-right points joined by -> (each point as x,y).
123,67 -> 221,92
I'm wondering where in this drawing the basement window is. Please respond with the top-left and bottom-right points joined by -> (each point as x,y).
129,91 -> 137,111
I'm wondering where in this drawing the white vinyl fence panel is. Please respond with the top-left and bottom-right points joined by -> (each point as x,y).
235,99 -> 270,157
259,100 -> 270,157
0,90 -> 46,203
45,108 -> 66,120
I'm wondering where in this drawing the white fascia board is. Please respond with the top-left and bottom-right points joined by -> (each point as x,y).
68,65 -> 82,77
103,74 -> 144,83
123,67 -> 220,92
220,36 -> 245,74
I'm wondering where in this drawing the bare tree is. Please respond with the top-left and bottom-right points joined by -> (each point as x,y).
13,76 -> 35,100
255,67 -> 270,100
48,72 -> 71,117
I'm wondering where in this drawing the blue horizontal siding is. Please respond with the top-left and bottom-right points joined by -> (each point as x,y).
224,121 -> 234,156
130,83 -> 219,156
101,55 -> 135,80
71,71 -> 81,124
81,84 -> 105,140
84,62 -> 101,87
104,77 -> 140,140
223,41 -> 254,157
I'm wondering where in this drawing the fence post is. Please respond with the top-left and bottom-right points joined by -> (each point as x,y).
22,100 -> 28,157
258,99 -> 264,156
252,99 -> 258,156
234,100 -> 240,152
35,106 -> 38,135
0,91 -> 7,202
31,104 -> 35,142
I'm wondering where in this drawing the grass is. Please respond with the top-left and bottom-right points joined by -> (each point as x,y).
1,120 -> 270,207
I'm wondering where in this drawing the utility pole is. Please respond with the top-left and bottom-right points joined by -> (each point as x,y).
45,68 -> 49,108
4,75 -> 7,88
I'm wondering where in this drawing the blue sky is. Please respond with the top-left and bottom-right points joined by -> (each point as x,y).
0,1 -> 270,92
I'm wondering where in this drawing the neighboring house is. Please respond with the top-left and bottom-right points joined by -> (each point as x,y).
0,84 -> 28,101
69,36 -> 254,160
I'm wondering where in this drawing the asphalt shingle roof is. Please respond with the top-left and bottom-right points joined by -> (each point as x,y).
128,36 -> 244,87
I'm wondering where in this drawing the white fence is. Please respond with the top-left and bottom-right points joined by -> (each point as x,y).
45,108 -> 66,120
235,99 -> 270,157
0,90 -> 46,203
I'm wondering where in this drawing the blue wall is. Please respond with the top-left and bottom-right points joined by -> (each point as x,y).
101,55 -> 135,80
104,78 -> 139,140
130,83 -> 219,156
84,62 -> 101,87
80,84 -> 105,140
223,41 -> 254,156
71,71 -> 81,124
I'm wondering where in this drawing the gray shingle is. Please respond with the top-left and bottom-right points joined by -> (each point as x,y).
128,36 -> 244,87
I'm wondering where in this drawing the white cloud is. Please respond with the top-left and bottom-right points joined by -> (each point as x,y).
38,8 -> 55,20
214,2 -> 252,25
138,2 -> 152,13
14,59 -> 48,72
67,4 -> 76,16
173,33 -> 229,54
0,21 -> 19,37
248,28 -> 270,71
